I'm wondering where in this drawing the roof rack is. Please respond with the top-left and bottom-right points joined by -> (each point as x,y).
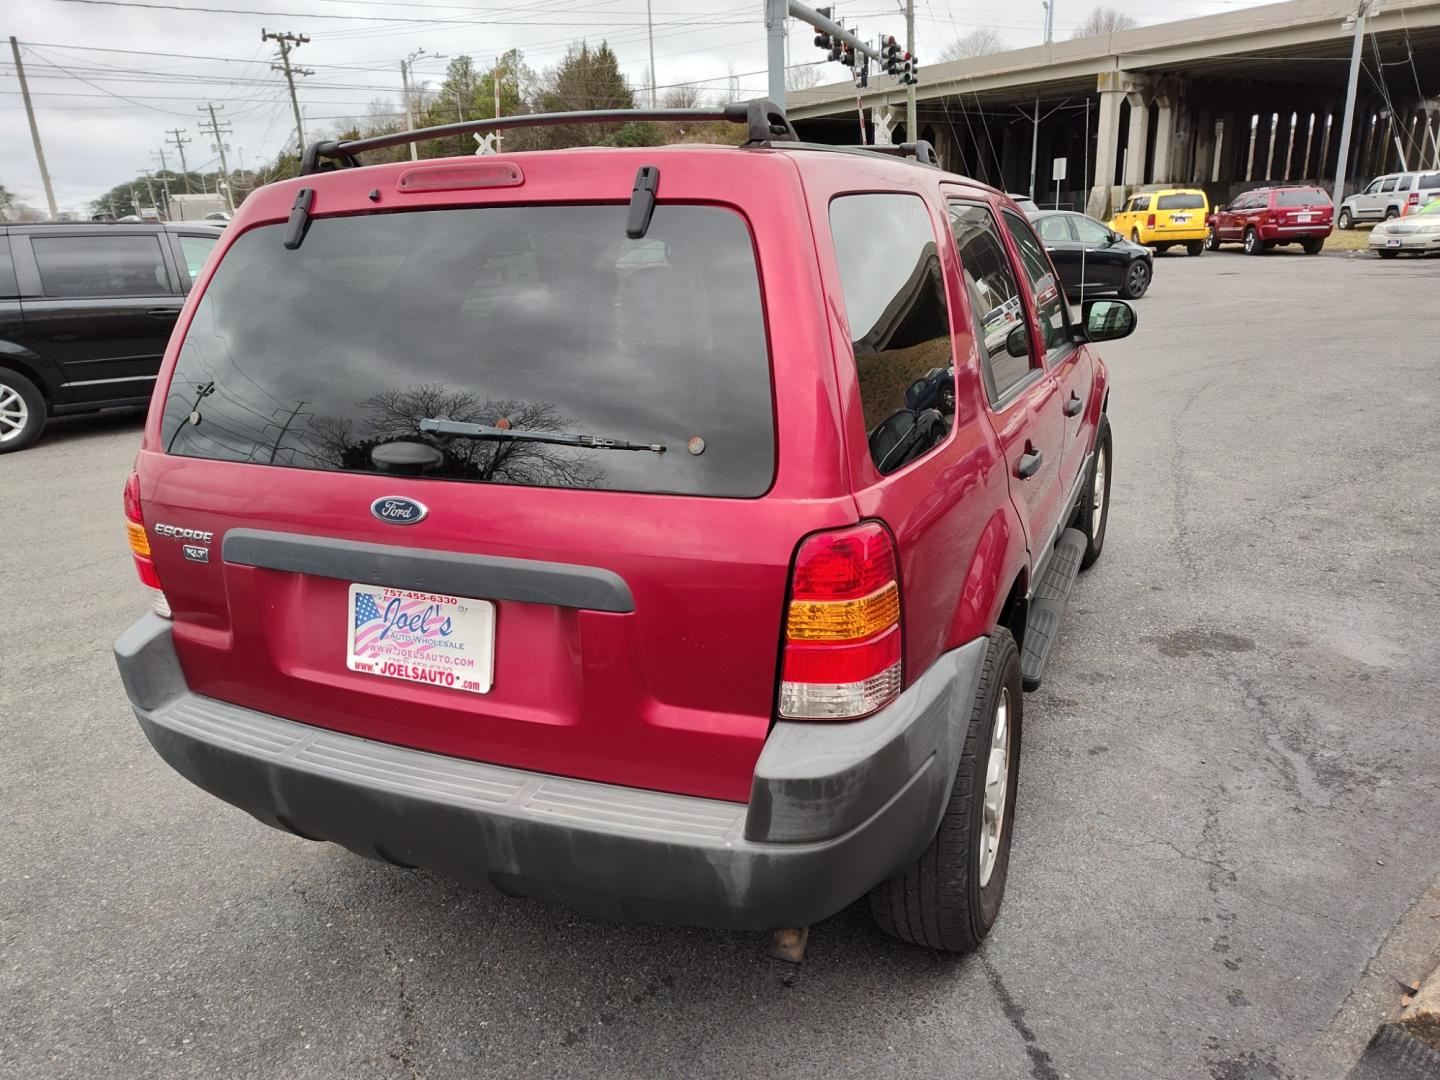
300,99 -> 800,175
834,141 -> 939,167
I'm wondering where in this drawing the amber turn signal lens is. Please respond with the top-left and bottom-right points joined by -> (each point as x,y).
786,581 -> 900,641
126,520 -> 151,557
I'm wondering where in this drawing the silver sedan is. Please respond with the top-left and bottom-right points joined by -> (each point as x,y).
1369,201 -> 1440,257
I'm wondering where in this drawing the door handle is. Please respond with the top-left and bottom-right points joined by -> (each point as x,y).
1064,394 -> 1083,417
147,307 -> 181,318
1016,448 -> 1043,479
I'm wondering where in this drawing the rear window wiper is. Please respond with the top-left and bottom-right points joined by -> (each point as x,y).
419,417 -> 667,453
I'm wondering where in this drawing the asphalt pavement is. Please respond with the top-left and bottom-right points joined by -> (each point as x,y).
2,248 -> 1438,1080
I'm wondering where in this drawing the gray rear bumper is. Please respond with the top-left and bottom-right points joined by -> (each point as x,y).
115,615 -> 986,931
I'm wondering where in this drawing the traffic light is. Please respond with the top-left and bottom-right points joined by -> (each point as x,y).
840,42 -> 855,67
882,36 -> 902,76
813,7 -> 833,53
900,51 -> 918,84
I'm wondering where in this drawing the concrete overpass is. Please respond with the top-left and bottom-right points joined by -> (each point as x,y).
786,0 -> 1440,217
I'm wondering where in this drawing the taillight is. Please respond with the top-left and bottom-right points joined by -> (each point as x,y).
1409,191 -> 1420,206
124,473 -> 171,617
1146,213 -> 1156,228
779,522 -> 902,720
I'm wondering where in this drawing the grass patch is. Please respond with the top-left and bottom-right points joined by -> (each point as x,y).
1324,225 -> 1374,252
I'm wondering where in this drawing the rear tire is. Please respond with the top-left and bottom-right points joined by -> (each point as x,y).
1244,227 -> 1264,256
1302,238 -> 1324,255
869,629 -> 1022,954
1076,415 -> 1111,570
1337,208 -> 1353,230
1185,240 -> 1204,257
0,368 -> 46,454
1131,227 -> 1143,245
1384,207 -> 1399,221
1117,259 -> 1150,299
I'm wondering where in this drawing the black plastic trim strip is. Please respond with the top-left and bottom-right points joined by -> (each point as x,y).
222,529 -> 635,613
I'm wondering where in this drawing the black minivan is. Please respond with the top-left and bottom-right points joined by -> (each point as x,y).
0,221 -> 223,453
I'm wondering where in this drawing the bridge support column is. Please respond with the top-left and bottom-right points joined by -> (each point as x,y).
1193,110 -> 1214,184
1152,92 -> 1177,184
1087,75 -> 1129,218
1124,91 -> 1151,187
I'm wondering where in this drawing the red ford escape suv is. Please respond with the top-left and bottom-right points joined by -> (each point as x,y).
114,102 -> 1135,953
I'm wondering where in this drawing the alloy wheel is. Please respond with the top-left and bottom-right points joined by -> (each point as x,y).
978,687 -> 1012,888
1126,262 -> 1149,297
1092,445 -> 1107,525
0,383 -> 28,445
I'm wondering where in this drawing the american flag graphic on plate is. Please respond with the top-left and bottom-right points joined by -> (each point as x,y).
346,583 -> 496,694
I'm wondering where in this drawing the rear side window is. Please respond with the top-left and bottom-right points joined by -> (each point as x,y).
1157,193 -> 1206,210
31,234 -> 170,298
177,234 -> 218,283
829,193 -> 954,475
948,202 -> 1034,404
0,237 -> 17,298
1036,216 -> 1073,242
161,205 -> 775,496
1275,189 -> 1328,207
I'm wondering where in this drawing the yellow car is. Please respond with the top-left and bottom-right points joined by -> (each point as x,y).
1109,189 -> 1209,255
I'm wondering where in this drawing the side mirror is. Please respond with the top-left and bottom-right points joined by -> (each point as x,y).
1079,298 -> 1137,343
1005,324 -> 1030,358
1108,231 -> 1122,244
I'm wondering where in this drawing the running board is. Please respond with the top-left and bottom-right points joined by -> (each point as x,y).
1020,528 -> 1087,691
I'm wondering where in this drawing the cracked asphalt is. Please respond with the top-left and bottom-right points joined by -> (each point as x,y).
3,249 -> 1439,1080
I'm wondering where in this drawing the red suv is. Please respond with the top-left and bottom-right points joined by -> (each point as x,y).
1205,185 -> 1334,255
114,103 -> 1134,953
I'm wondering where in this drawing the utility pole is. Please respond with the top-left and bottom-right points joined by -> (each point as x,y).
263,29 -> 312,154
198,103 -> 236,212
493,56 -> 504,152
766,0 -> 787,105
140,170 -> 158,213
904,0 -> 916,140
149,155 -> 172,216
399,49 -> 439,161
9,37 -> 59,220
1030,1 -> 1054,199
645,0 -> 658,107
1331,0 -> 1375,211
166,129 -> 193,193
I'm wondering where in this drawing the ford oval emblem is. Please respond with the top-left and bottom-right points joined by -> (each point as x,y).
371,496 -> 428,525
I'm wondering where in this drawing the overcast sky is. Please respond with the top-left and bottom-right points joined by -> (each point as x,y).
4,0 -> 1271,213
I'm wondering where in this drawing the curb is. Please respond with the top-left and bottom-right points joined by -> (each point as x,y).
1347,961 -> 1440,1079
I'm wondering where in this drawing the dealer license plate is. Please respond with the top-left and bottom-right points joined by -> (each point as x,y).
347,584 -> 495,694
1296,213 -> 1313,222
1386,238 -> 1402,247
1171,214 -> 1189,223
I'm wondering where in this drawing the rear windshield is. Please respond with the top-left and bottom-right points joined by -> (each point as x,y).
1157,193 -> 1206,210
1418,172 -> 1440,190
1275,189 -> 1328,207
160,204 -> 775,496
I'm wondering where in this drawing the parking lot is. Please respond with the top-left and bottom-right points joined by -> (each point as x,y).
2,249 -> 1438,1080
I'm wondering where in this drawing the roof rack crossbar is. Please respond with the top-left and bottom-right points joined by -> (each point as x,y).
835,141 -> 939,166
300,100 -> 800,175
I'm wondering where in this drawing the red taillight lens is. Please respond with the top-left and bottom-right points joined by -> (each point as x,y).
1409,191 -> 1420,205
779,523 -> 902,720
1146,213 -> 1156,228
124,473 -> 170,617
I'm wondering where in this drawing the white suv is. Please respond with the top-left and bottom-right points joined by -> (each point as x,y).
1338,170 -> 1440,228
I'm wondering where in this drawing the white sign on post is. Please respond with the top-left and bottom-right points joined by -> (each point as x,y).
1051,157 -> 1067,181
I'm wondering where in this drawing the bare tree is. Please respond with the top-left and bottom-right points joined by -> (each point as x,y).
785,63 -> 823,92
662,82 -> 704,108
1071,6 -> 1137,38
940,28 -> 1007,61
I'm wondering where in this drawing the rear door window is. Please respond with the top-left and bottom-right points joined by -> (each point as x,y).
31,234 -> 171,298
948,201 -> 1035,404
1036,216 -> 1074,242
177,233 -> 219,284
161,204 -> 775,496
1156,193 -> 1205,210
828,193 -> 955,475
0,237 -> 17,298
